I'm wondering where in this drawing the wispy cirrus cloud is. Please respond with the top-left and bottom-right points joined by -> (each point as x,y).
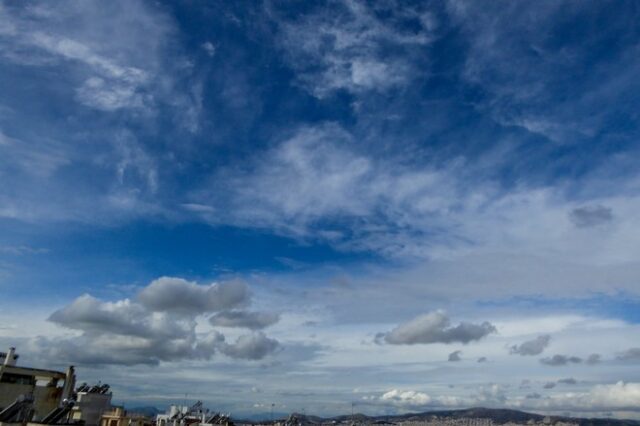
448,0 -> 640,145
0,0 -> 203,223
0,1 -> 202,121
272,0 -> 435,97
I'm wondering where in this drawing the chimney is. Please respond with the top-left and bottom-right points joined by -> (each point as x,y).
4,347 -> 16,366
61,366 -> 76,402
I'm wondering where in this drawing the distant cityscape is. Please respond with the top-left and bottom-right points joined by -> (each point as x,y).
1,347 -> 637,426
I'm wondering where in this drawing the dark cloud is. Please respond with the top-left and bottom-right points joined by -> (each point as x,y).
616,347 -> 640,362
448,350 -> 462,362
540,354 -> 583,366
570,205 -> 613,228
477,356 -> 487,363
526,393 -> 542,399
586,353 -> 602,365
373,332 -> 386,345
558,378 -> 577,385
509,335 -> 550,356
543,382 -> 556,389
381,311 -> 496,345
209,310 -> 280,330
29,331 -> 225,366
219,332 -> 280,360
138,277 -> 250,314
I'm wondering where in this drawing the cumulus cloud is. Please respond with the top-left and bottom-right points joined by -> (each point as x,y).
44,277 -> 277,365
138,277 -> 249,314
371,382 -> 640,413
380,389 -> 432,407
514,382 -> 640,412
49,294 -> 187,338
219,332 -> 280,360
509,335 -> 550,356
381,311 -> 496,345
540,354 -> 583,366
376,385 -> 512,410
448,350 -> 462,362
29,331 -> 225,366
209,310 -> 280,330
570,205 -> 613,228
616,348 -> 640,362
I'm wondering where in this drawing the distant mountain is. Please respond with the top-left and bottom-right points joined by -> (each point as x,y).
126,406 -> 163,417
235,412 -> 291,423
237,407 -> 640,426
375,408 -> 640,426
375,407 -> 546,423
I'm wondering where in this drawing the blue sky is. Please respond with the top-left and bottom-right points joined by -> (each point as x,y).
1,0 -> 640,419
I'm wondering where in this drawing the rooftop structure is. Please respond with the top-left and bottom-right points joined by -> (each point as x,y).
100,406 -> 152,426
69,383 -> 113,426
156,401 -> 233,426
0,347 -> 75,422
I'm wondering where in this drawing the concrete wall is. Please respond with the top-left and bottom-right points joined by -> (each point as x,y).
74,392 -> 113,426
0,383 -> 63,421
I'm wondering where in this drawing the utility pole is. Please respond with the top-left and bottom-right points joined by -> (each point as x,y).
271,403 -> 275,424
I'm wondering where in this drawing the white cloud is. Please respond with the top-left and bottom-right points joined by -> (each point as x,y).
273,0 -> 434,97
380,389 -> 432,407
192,123 -> 464,256
0,0 -> 201,123
41,277 -> 277,365
376,382 -> 640,414
510,382 -> 640,412
202,41 -> 216,57
0,129 -> 70,179
49,294 -> 187,338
